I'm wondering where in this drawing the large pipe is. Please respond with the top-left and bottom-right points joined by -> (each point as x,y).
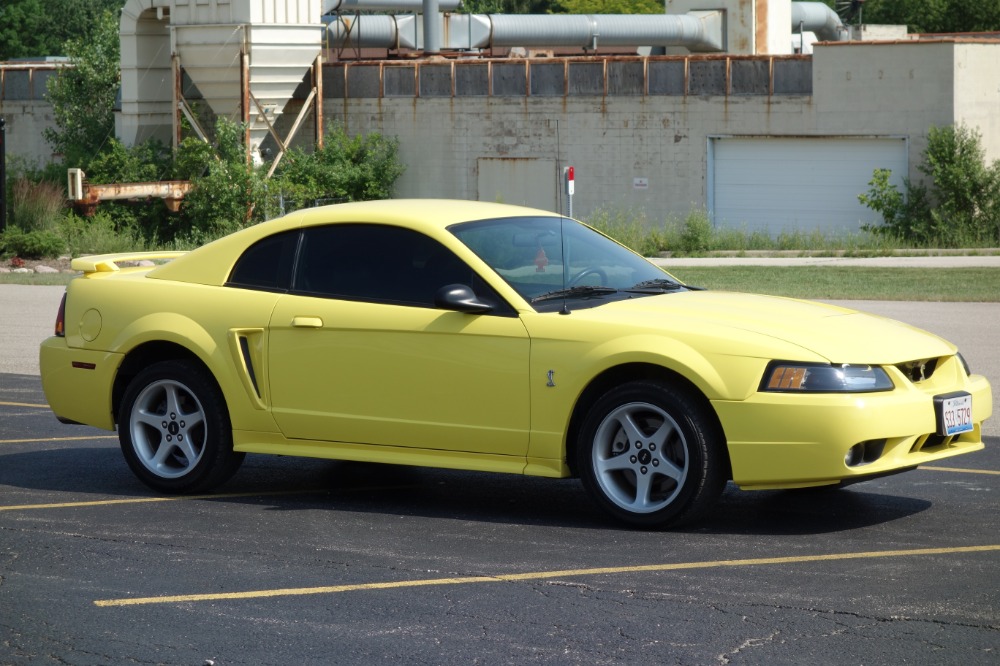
791,1 -> 848,42
423,0 -> 441,54
324,12 -> 724,52
486,14 -> 720,49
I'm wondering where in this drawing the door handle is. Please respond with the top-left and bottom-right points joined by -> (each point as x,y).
291,316 -> 324,328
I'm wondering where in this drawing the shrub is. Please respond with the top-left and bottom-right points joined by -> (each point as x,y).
584,206 -> 660,256
273,123 -> 406,212
677,209 -> 713,255
177,119 -> 269,243
59,212 -> 147,256
860,124 -> 1000,246
1,227 -> 67,259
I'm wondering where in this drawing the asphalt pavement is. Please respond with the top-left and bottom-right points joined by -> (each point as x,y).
2,261 -> 998,665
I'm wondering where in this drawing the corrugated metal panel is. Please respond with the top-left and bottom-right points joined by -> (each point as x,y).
530,63 -> 564,97
491,63 -> 526,96
710,137 -> 908,235
773,59 -> 812,94
731,60 -> 770,95
347,65 -> 381,97
568,62 -> 604,95
322,56 -> 813,99
420,64 -> 452,97
688,60 -> 726,95
324,66 -> 346,98
648,60 -> 686,95
385,65 -> 416,97
608,61 -> 644,96
456,64 -> 489,97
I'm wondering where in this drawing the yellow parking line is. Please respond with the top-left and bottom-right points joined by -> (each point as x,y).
0,435 -> 118,445
94,544 -> 1000,607
0,489 -> 325,512
921,466 -> 1000,476
0,401 -> 50,408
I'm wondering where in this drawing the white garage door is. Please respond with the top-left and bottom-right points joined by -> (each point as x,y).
710,137 -> 908,235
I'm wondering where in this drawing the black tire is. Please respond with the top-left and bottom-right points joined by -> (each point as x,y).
577,380 -> 727,528
118,359 -> 244,493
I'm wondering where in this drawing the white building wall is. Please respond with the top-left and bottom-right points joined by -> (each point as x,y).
321,39 -> 997,231
328,93 -> 822,222
953,42 -> 1000,163
812,41 -> 956,181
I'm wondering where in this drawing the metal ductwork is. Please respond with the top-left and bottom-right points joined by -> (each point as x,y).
791,1 -> 848,42
326,11 -> 725,52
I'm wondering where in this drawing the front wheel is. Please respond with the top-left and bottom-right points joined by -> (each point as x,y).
577,381 -> 727,528
118,360 -> 244,493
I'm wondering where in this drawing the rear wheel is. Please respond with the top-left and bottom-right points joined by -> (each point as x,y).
118,360 -> 244,493
577,380 -> 726,528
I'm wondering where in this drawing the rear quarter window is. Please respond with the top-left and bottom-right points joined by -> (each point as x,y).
226,230 -> 299,292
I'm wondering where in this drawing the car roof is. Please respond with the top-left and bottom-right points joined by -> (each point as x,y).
148,199 -> 561,286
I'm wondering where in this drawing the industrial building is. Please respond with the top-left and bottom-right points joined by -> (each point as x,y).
1,0 -> 998,234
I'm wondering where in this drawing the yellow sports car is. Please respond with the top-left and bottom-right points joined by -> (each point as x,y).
40,200 -> 992,527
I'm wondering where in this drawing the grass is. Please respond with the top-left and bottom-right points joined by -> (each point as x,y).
669,267 -> 1000,302
0,272 -> 75,286
3,265 -> 997,301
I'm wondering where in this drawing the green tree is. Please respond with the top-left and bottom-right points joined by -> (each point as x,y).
827,0 -> 1000,33
461,0 -> 555,12
42,10 -> 120,167
0,0 -> 126,61
553,0 -> 662,13
178,120 -> 269,243
274,123 -> 405,211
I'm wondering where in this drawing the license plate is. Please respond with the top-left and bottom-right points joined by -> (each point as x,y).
935,392 -> 974,436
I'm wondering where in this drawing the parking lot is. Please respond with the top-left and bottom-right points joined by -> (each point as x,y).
2,287 -> 998,665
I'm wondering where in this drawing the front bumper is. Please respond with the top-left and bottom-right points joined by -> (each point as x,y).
714,365 -> 992,490
39,336 -> 122,431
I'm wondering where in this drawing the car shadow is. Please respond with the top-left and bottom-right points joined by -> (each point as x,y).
1,447 -> 932,534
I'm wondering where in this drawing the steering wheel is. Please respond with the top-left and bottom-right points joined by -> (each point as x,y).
567,266 -> 608,287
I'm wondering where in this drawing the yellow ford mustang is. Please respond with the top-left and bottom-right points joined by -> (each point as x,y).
40,200 -> 992,527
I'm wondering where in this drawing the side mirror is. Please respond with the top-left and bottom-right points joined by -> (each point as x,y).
434,284 -> 493,314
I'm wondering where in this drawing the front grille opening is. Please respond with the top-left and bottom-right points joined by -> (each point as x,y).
896,357 -> 941,384
910,433 -> 955,454
845,439 -> 886,467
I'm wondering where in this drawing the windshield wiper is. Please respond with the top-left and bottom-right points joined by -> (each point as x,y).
531,285 -> 618,304
626,278 -> 686,292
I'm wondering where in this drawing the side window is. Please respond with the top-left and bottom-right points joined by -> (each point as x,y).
294,224 -> 512,313
227,230 -> 299,291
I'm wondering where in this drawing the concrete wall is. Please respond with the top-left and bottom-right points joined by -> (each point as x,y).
313,40 -> 998,226
4,39 -> 999,231
323,87 -> 822,222
0,66 -> 62,167
953,42 -> 1000,163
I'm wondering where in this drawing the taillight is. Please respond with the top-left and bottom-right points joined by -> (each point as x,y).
55,293 -> 67,337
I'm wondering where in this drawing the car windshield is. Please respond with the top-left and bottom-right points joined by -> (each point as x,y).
450,216 -> 685,311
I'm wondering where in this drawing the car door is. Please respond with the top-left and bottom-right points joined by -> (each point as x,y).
267,223 -> 531,456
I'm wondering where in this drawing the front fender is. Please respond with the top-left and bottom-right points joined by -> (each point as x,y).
525,331 -> 772,466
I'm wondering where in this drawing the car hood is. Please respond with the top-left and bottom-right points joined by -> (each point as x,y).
589,290 -> 955,363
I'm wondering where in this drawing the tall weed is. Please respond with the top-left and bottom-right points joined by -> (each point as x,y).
10,179 -> 65,232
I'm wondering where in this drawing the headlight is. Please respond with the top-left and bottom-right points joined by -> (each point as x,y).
761,362 -> 894,393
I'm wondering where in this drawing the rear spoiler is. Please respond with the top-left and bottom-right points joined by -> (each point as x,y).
71,251 -> 188,275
